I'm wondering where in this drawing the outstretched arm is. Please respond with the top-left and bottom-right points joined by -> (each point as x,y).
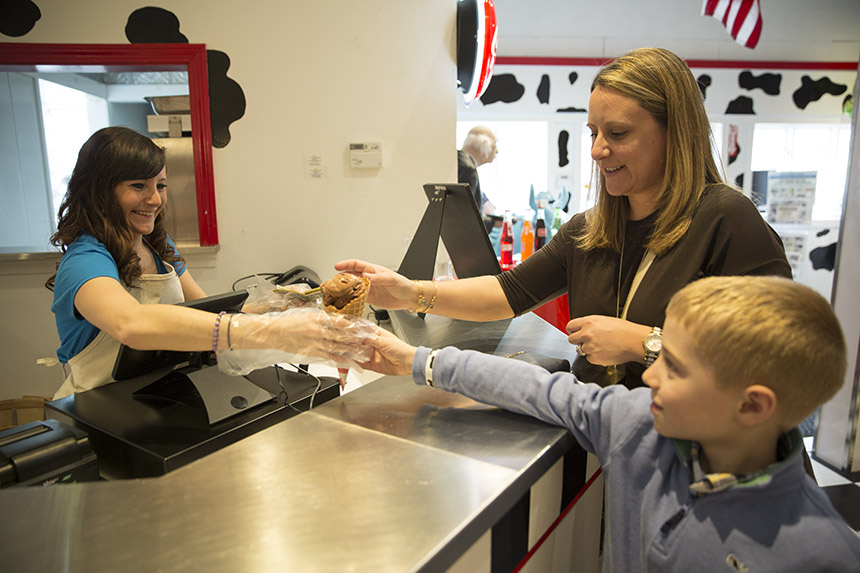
335,259 -> 514,321
74,276 -> 367,363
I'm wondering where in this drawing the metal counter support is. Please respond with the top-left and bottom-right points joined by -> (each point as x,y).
816,65 -> 860,481
0,313 -> 583,571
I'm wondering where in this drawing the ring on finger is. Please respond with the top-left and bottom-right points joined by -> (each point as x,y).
576,345 -> 586,357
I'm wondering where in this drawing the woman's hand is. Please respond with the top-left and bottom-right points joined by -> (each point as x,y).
334,259 -> 416,311
356,328 -> 417,377
565,315 -> 651,366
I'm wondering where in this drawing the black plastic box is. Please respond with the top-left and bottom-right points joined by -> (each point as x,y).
0,419 -> 99,487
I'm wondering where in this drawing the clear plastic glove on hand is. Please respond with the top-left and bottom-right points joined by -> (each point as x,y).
242,275 -> 321,314
217,307 -> 377,376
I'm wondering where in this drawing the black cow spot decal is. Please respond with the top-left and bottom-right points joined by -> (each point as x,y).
697,74 -> 712,99
556,106 -> 587,113
810,243 -> 837,271
0,0 -> 40,37
569,71 -> 578,84
739,71 -> 781,95
816,229 -> 830,237
125,7 -> 246,148
207,50 -> 246,148
558,130 -> 569,168
480,74 -> 525,104
793,76 -> 848,110
537,74 -> 550,104
726,96 -> 755,114
125,7 -> 188,43
734,173 -> 744,187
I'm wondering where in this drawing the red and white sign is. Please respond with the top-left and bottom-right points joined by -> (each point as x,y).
458,0 -> 498,106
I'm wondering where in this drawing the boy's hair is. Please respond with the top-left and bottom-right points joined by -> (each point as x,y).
666,276 -> 846,428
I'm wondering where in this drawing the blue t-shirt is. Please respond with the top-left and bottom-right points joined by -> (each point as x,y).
51,234 -> 186,362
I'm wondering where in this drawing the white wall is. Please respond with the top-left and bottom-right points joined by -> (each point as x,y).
0,0 -> 456,399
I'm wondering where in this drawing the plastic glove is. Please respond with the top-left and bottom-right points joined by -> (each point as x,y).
242,276 -> 321,314
217,307 -> 377,376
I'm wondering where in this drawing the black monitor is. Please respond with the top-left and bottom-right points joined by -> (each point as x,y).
111,290 -> 249,381
398,183 -> 501,281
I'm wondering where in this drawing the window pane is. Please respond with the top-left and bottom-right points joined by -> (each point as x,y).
457,120 -> 548,214
751,123 -> 850,221
39,79 -> 109,223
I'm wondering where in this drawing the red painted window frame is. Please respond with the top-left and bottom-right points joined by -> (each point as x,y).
0,43 -> 218,246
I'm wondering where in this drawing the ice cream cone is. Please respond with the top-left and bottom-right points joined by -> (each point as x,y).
321,274 -> 370,389
323,275 -> 369,317
337,367 -> 349,389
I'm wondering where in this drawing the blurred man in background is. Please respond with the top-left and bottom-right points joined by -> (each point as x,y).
458,125 -> 498,214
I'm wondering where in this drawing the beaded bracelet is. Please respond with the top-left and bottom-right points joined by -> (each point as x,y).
212,311 -> 227,353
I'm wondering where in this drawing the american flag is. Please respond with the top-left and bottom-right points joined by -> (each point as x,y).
702,0 -> 763,49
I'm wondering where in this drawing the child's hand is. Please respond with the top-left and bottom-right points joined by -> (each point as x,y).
356,328 -> 417,376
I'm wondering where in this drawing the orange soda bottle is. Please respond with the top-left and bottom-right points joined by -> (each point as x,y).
521,217 -> 534,260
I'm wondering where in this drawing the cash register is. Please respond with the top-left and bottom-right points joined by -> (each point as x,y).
46,290 -> 339,480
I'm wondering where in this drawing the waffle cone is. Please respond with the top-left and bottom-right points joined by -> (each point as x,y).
324,276 -> 370,318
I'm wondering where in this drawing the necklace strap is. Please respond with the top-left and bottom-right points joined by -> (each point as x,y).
619,249 -> 656,320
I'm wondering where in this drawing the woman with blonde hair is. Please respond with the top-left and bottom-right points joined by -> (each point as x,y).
339,47 -> 790,388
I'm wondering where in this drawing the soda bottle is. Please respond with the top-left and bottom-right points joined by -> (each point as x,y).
500,210 -> 514,270
534,208 -> 548,250
551,207 -> 563,237
520,216 -> 534,261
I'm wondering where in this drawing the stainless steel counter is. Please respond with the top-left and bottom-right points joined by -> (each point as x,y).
0,312 -> 579,572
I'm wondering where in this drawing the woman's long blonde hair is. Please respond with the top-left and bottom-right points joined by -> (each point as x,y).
578,47 -> 725,254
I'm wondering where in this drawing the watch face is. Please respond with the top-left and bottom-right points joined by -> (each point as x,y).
644,335 -> 662,353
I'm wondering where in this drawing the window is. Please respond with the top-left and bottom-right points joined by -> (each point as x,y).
751,123 -> 851,222
0,43 -> 217,256
39,79 -> 110,225
457,120 -> 549,213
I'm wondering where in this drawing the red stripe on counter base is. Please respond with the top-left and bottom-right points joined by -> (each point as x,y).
513,467 -> 604,573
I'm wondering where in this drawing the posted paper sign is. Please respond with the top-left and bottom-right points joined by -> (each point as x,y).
766,172 -> 816,225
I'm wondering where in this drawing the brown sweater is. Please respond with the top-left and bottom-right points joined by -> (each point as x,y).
498,185 -> 792,388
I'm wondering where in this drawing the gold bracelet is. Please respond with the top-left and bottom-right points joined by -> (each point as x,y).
426,280 -> 437,311
407,280 -> 426,313
407,280 -> 437,314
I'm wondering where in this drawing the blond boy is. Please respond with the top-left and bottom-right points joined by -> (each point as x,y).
361,276 -> 860,571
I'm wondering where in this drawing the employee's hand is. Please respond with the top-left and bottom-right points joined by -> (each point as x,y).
233,308 -> 376,365
356,328 -> 417,376
334,259 -> 416,311
566,315 -> 651,366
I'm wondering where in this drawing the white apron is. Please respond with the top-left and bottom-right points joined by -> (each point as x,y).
52,263 -> 184,399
